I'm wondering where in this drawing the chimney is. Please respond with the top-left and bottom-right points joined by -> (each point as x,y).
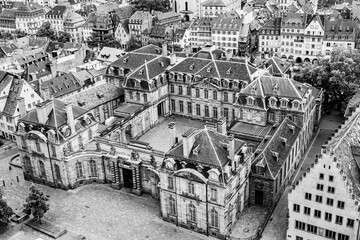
182,129 -> 196,158
170,52 -> 176,65
168,122 -> 176,148
17,97 -> 26,117
228,134 -> 235,169
65,103 -> 76,135
42,88 -> 51,101
185,44 -> 190,56
217,117 -> 227,134
36,100 -> 52,124
205,121 -> 217,132
162,41 -> 168,56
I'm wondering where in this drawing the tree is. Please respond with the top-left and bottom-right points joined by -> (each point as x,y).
14,30 -> 27,38
23,185 -> 50,224
132,0 -> 171,12
126,36 -> 141,52
36,22 -> 57,41
296,47 -> 360,114
57,31 -> 71,43
0,189 -> 14,228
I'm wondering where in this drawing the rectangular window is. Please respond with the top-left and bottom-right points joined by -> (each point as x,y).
224,92 -> 228,102
307,224 -> 317,234
329,175 -> 334,182
326,198 -> 334,206
204,89 -> 208,99
315,195 -> 322,203
224,108 -> 229,120
314,209 -> 321,218
304,206 -> 310,215
205,106 -> 209,117
170,84 -> 174,93
325,229 -> 336,239
347,218 -> 354,228
337,233 -> 349,240
187,87 -> 191,95
187,102 -> 192,114
325,212 -> 332,222
213,107 -> 218,119
171,99 -> 175,111
179,101 -> 184,112
317,184 -> 324,191
213,91 -> 217,100
178,86 -> 183,95
143,94 -> 147,103
337,201 -> 345,209
210,188 -> 217,201
196,104 -> 201,116
336,215 -> 343,225
129,91 -> 133,100
328,186 -> 335,194
290,202 -> 299,212
319,173 -> 324,180
188,182 -> 195,194
305,192 -> 312,200
296,237 -> 303,240
196,88 -> 200,98
269,112 -> 275,121
51,145 -> 56,157
36,142 -> 41,152
168,177 -> 174,190
295,220 -> 306,230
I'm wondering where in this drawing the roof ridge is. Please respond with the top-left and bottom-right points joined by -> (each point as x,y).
288,78 -> 303,99
204,129 -> 225,183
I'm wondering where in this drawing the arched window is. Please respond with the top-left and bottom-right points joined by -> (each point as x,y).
210,208 -> 219,228
23,156 -> 32,175
75,162 -> 83,178
89,160 -> 97,177
54,164 -> 61,181
168,195 -> 176,215
39,160 -> 46,178
188,203 -> 196,222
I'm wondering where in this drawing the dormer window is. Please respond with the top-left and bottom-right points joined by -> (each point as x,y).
269,98 -> 277,107
226,67 -> 231,75
247,96 -> 255,105
165,158 -> 175,170
207,66 -> 212,72
273,83 -> 279,93
159,61 -> 164,67
280,137 -> 287,147
139,69 -> 144,75
190,63 -> 195,70
123,56 -> 129,63
270,150 -> 279,161
251,85 -> 257,94
193,145 -> 200,155
293,101 -> 299,109
280,99 -> 288,108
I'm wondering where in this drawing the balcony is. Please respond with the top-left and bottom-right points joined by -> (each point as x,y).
294,39 -> 304,43
181,192 -> 200,201
32,151 -> 45,158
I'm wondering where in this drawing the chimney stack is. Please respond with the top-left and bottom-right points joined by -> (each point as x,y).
228,134 -> 235,169
17,97 -> 26,118
162,41 -> 168,56
217,117 -> 227,135
182,128 -> 196,158
65,103 -> 76,135
36,100 -> 52,124
168,122 -> 176,148
170,52 -> 176,65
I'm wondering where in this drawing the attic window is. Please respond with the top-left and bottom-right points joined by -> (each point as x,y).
207,66 -> 212,72
226,67 -> 231,75
288,124 -> 295,133
139,69 -> 144,75
123,56 -> 129,63
280,137 -> 287,147
270,150 -> 279,161
251,85 -> 256,94
247,96 -> 255,105
193,145 -> 200,155
97,93 -> 104,98
190,63 -> 195,70
159,61 -> 164,67
273,84 -> 279,93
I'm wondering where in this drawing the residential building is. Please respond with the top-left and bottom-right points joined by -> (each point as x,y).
0,73 -> 43,141
160,125 -> 251,239
302,14 -> 325,62
45,5 -> 69,32
114,20 -> 130,49
64,11 -> 85,43
201,0 -> 242,18
0,9 -> 16,32
188,17 -> 214,52
258,17 -> 281,55
128,11 -> 153,41
15,3 -> 46,35
84,12 -> 115,41
172,0 -> 207,21
156,11 -> 182,27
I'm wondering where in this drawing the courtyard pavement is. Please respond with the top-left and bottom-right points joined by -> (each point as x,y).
138,116 -> 204,152
260,111 -> 344,240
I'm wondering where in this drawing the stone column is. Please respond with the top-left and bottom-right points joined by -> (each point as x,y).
120,128 -> 126,143
132,166 -> 142,196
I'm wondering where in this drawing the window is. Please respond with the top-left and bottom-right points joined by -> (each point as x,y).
188,204 -> 196,222
179,101 -> 184,112
196,104 -> 201,116
295,220 -> 306,230
143,94 -> 147,103
196,88 -> 200,98
296,237 -> 303,240
325,212 -> 332,222
178,86 -> 183,95
317,184 -> 324,191
347,218 -> 354,228
224,108 -> 229,120
36,142 -> 41,152
75,162 -> 83,178
24,157 -> 32,175
293,204 -> 300,212
307,224 -> 317,234
54,164 -> 61,181
269,112 -> 275,121
89,160 -> 97,177
337,201 -> 345,209
204,89 -> 208,99
329,175 -> 334,182
305,192 -> 312,200
314,209 -> 321,218
328,186 -> 335,194
213,107 -> 218,119
187,102 -> 192,114
325,229 -> 336,239
319,173 -> 324,180
224,92 -> 228,102
210,188 -> 217,201
210,208 -> 219,228
213,90 -> 217,100
136,92 -> 140,101
170,84 -> 174,93
315,195 -> 322,203
304,206 -> 310,215
168,177 -> 174,190
336,215 -> 343,225
171,99 -> 176,111
39,160 -> 46,178
326,198 -> 334,206
168,196 -> 176,215
338,233 -> 349,240
187,87 -> 191,95
281,100 -> 288,108
204,105 -> 209,117
188,182 -> 194,194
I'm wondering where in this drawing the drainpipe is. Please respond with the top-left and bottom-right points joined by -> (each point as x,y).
46,142 -> 55,187
206,182 -> 209,236
175,174 -> 179,226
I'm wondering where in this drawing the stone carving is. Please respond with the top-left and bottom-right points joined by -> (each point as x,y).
96,142 -> 101,152
63,147 -> 68,156
110,145 -> 116,155
131,150 -> 139,161
150,155 -> 156,166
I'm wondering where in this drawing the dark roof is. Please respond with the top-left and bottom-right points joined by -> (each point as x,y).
149,25 -> 167,38
260,57 -> 291,76
229,122 -> 273,139
167,128 -> 245,168
22,61 -> 52,82
110,52 -> 159,70
114,5 -> 135,20
41,73 -> 81,98
132,44 -> 163,55
45,5 -> 67,17
259,17 -> 281,31
2,78 -> 24,116
21,99 -> 87,128
254,118 -> 301,179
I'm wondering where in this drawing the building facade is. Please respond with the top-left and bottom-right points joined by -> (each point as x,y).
15,3 -> 46,35
45,5 -> 69,32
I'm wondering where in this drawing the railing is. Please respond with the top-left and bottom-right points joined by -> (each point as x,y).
181,192 -> 201,200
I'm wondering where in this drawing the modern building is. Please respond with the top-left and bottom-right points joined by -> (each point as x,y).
45,5 -> 69,32
160,124 -> 251,239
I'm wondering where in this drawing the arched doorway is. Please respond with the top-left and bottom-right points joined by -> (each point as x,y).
312,58 -> 318,64
295,57 -> 302,64
304,58 -> 310,63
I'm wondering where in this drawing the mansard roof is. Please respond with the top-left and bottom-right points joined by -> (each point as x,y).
260,57 -> 291,76
110,52 -> 159,71
253,118 -> 301,179
2,77 -> 24,116
126,56 -> 170,83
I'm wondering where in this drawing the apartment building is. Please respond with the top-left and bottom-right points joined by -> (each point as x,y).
128,11 -> 153,41
15,3 -> 46,35
258,17 -> 282,54
45,5 -> 69,32
64,12 -> 86,43
188,17 -> 214,52
201,0 -> 242,18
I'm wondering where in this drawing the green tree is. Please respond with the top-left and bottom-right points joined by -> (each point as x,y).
36,22 -> 57,41
23,185 -> 50,224
0,189 -> 14,228
296,47 -> 360,114
126,36 -> 141,52
57,31 -> 71,43
132,0 -> 171,12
